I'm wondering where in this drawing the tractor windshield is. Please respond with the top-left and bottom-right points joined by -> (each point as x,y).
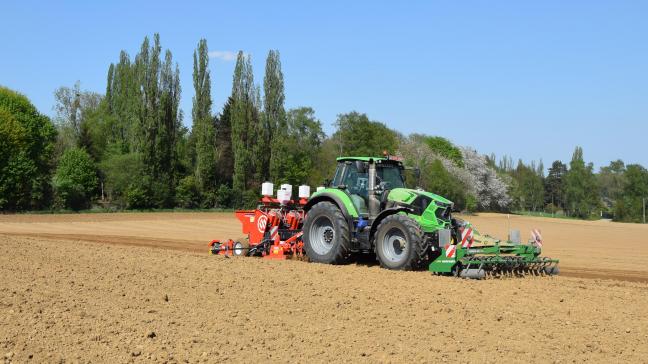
377,164 -> 405,189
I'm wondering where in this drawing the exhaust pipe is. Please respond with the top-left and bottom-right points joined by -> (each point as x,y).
367,160 -> 380,219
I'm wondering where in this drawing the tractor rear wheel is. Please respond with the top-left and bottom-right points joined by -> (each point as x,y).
303,201 -> 351,264
374,214 -> 428,270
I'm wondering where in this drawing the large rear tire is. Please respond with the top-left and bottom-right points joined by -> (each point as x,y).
374,214 -> 428,270
303,201 -> 351,264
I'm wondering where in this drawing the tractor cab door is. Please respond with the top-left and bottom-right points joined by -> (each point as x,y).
332,161 -> 369,215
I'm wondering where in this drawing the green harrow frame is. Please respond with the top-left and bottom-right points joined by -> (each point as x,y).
429,241 -> 560,279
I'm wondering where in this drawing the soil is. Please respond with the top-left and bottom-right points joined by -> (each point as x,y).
1,212 -> 648,362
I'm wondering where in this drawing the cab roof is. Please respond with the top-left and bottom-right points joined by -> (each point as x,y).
336,156 -> 403,163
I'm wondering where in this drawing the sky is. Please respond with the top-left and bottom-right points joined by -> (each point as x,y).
1,0 -> 647,170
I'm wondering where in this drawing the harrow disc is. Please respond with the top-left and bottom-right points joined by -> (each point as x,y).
457,256 -> 559,279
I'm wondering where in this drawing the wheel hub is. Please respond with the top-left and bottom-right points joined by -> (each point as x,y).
381,227 -> 408,262
323,228 -> 334,244
309,216 -> 336,255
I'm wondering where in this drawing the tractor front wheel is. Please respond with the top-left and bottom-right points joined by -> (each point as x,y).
303,201 -> 351,264
374,214 -> 427,270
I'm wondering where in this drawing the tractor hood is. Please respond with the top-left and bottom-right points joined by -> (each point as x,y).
387,188 -> 453,206
387,188 -> 453,227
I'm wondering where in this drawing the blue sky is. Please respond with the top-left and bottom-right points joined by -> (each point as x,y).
2,0 -> 647,170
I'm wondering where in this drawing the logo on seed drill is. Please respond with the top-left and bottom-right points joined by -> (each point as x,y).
257,215 -> 268,233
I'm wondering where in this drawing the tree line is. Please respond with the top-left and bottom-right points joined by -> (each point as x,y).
490,148 -> 648,222
1,34 -> 647,222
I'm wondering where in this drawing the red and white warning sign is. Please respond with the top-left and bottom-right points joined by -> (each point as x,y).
531,229 -> 543,247
461,227 -> 474,248
445,244 -> 457,258
270,226 -> 280,243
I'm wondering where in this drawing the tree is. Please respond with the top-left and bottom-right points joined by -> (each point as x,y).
598,160 -> 626,215
53,82 -> 102,153
155,48 -> 182,206
424,136 -> 464,167
614,164 -> 648,222
397,134 -> 470,210
545,160 -> 568,211
214,97 -> 234,186
510,160 -> 544,211
265,50 -> 288,183
52,148 -> 98,210
99,153 -> 145,208
564,147 -> 599,218
282,107 -> 325,185
451,147 -> 511,210
231,51 -> 260,195
332,112 -> 398,156
426,159 -> 470,210
192,39 -> 217,194
101,34 -> 182,208
105,50 -> 140,153
0,86 -> 57,210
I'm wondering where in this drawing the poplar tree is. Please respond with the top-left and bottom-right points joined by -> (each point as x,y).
191,39 -> 216,193
230,51 -> 259,194
215,97 -> 234,185
264,50 -> 287,183
103,34 -> 182,207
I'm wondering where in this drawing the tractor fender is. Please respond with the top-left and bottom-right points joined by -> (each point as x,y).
304,193 -> 355,233
369,207 -> 414,243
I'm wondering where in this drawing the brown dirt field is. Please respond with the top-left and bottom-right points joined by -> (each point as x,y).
1,212 -> 648,362
1,212 -> 647,282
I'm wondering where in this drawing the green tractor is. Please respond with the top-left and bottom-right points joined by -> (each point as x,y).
302,156 -> 559,278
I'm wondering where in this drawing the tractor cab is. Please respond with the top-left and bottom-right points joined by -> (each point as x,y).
331,157 -> 405,216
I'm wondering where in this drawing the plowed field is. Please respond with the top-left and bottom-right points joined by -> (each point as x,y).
1,212 -> 647,362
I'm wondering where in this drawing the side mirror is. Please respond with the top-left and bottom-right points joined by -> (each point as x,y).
324,178 -> 331,187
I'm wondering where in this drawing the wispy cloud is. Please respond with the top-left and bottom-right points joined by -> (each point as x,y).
208,50 -> 239,61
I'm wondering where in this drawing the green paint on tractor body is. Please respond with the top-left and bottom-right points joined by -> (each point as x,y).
310,188 -> 360,218
386,188 -> 452,232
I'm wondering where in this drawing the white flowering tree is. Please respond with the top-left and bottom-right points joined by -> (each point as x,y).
449,147 -> 511,210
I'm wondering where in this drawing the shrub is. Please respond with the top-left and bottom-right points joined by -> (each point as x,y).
215,184 -> 234,208
176,176 -> 201,208
52,148 -> 98,210
99,152 -> 144,208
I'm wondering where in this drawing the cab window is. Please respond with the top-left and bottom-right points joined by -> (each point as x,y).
377,165 -> 405,189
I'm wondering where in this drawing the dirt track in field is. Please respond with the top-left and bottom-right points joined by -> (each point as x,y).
1,212 -> 648,362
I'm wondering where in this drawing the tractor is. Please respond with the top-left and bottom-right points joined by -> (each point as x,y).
302,155 -> 559,277
302,155 -> 451,270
